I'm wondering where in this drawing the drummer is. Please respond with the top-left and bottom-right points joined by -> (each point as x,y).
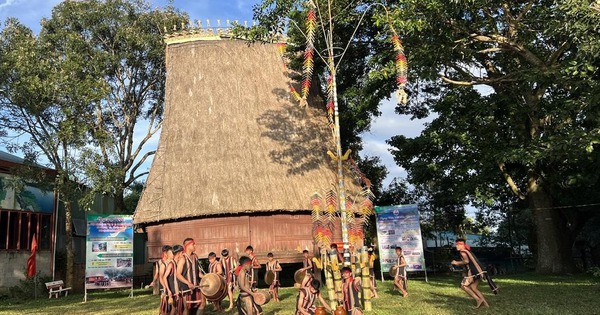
236,256 -> 263,315
207,252 -> 224,312
393,246 -> 409,298
175,238 -> 205,315
300,250 -> 314,287
295,279 -> 333,315
245,245 -> 261,291
220,248 -> 237,311
265,252 -> 282,302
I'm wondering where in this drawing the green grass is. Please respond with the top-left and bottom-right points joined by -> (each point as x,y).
0,273 -> 598,315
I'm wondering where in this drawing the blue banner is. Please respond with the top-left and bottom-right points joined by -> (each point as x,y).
375,205 -> 426,273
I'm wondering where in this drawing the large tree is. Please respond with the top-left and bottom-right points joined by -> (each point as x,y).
0,18 -> 101,288
387,0 -> 600,273
41,0 -> 187,213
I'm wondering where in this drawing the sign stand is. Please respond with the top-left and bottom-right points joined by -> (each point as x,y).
84,214 -> 134,302
375,205 -> 427,282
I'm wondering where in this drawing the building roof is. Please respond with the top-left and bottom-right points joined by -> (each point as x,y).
134,39 -> 358,224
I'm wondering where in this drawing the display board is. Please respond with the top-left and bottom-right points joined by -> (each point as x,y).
85,214 -> 133,298
375,205 -> 426,275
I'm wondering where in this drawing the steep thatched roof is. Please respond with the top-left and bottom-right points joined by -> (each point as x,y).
134,38 -> 357,224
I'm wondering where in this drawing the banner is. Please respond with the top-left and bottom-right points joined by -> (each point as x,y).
375,205 -> 426,273
85,214 -> 133,290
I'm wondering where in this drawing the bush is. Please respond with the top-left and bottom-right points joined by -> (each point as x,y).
587,266 -> 600,277
9,272 -> 52,300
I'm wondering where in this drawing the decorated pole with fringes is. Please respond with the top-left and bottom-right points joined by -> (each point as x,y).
300,2 -> 317,107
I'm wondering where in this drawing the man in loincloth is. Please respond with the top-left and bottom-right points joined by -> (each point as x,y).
300,249 -> 314,287
157,245 -> 173,315
341,267 -> 363,315
266,252 -> 282,302
236,256 -> 262,315
162,245 -> 183,315
207,252 -> 224,312
295,279 -> 333,315
393,246 -> 409,297
176,238 -> 205,315
220,248 -> 237,311
245,245 -> 261,291
451,239 -> 497,309
367,247 -> 379,298
152,245 -> 171,295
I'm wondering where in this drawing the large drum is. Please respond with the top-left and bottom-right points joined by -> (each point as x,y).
264,270 -> 275,286
254,290 -> 271,306
199,273 -> 227,302
294,269 -> 307,285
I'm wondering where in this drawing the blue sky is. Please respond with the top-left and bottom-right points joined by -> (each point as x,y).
0,0 -> 431,188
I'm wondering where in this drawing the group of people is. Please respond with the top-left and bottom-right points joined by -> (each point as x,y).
150,238 -> 496,314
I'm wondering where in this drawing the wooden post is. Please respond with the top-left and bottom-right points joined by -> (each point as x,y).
330,250 -> 343,307
360,249 -> 372,311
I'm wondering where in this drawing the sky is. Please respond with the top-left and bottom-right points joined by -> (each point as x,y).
0,0 -> 431,188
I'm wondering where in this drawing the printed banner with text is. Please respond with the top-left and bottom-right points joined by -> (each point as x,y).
86,214 -> 133,290
375,204 -> 426,274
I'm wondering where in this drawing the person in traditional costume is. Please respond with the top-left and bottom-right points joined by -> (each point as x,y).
367,247 -> 379,298
393,246 -> 408,297
341,267 -> 363,315
236,256 -> 262,315
266,252 -> 282,302
207,252 -> 224,312
221,248 -> 237,311
157,246 -> 173,315
330,243 -> 344,265
295,279 -> 333,315
245,245 -> 261,291
152,245 -> 172,295
300,249 -> 314,287
162,245 -> 183,315
176,238 -> 205,315
451,239 -> 498,309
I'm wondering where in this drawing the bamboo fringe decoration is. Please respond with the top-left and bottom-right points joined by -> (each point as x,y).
360,248 -> 372,311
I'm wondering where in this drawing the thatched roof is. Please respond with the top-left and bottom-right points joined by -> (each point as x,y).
134,38 -> 358,224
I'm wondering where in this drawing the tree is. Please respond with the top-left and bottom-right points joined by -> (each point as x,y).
41,0 -> 188,212
0,18 -> 100,288
386,0 -> 600,273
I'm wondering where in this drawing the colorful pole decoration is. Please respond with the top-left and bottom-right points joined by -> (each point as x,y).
288,1 -> 408,309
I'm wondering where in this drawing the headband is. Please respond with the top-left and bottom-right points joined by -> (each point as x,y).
184,240 -> 195,252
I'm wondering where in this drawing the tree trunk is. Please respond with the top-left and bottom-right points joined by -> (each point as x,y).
114,187 -> 125,214
528,179 -> 574,274
64,200 -> 75,288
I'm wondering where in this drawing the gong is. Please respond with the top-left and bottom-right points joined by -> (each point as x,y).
264,270 -> 275,285
294,269 -> 307,285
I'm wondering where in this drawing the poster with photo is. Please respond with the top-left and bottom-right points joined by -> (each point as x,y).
85,214 -> 133,290
375,205 -> 426,274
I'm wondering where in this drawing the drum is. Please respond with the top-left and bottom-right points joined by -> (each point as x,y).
388,265 -> 397,277
200,273 -> 227,302
294,269 -> 307,285
264,270 -> 275,285
253,290 -> 271,305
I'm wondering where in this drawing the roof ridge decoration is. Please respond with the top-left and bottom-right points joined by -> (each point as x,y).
163,19 -> 286,45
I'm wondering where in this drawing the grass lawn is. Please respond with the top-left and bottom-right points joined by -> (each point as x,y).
0,273 -> 598,315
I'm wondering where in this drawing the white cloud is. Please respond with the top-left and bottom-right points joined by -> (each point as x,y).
360,95 -> 431,187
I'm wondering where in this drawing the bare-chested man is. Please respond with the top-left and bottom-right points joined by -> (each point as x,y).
451,239 -> 493,309
393,246 -> 408,297
236,256 -> 262,315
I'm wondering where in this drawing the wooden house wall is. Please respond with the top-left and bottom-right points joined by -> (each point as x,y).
145,213 -> 342,264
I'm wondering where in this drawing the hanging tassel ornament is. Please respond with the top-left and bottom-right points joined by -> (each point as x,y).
391,32 -> 408,105
300,1 -> 317,107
